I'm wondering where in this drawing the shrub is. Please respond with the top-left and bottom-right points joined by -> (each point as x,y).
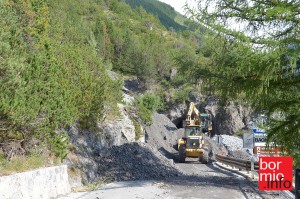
135,93 -> 162,125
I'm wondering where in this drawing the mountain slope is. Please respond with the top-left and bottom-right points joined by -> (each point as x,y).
0,0 -> 200,161
124,0 -> 187,31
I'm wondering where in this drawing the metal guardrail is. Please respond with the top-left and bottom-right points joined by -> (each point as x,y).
215,154 -> 258,172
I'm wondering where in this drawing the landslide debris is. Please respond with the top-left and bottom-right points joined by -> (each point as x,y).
96,143 -> 181,182
219,135 -> 243,152
211,135 -> 252,161
95,113 -> 185,183
144,113 -> 183,160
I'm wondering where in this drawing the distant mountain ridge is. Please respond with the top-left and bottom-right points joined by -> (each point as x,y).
124,0 -> 187,31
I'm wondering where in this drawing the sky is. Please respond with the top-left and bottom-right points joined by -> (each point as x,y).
158,0 -> 197,15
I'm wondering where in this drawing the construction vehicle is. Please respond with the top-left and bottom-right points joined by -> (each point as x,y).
177,102 -> 212,163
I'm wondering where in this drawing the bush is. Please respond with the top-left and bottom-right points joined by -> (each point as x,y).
171,87 -> 192,104
135,93 -> 162,125
49,131 -> 70,159
141,93 -> 162,112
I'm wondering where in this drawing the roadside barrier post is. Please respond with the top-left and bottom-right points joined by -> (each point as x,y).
296,168 -> 300,199
251,156 -> 254,179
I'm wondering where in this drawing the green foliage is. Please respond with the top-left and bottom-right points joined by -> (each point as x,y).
131,118 -> 143,141
135,93 -> 162,125
124,0 -> 187,31
188,0 -> 300,166
49,131 -> 70,159
141,93 -> 162,112
172,88 -> 191,104
0,0 -> 121,159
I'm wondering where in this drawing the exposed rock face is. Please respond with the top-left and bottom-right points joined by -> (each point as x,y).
65,103 -> 136,187
65,125 -> 102,185
164,96 -> 252,135
122,93 -> 134,105
124,78 -> 146,93
101,103 -> 135,146
95,113 -> 187,183
122,86 -> 134,105
65,112 -> 183,187
205,98 -> 252,135
162,103 -> 187,128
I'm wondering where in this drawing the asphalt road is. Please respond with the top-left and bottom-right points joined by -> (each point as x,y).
58,158 -> 288,199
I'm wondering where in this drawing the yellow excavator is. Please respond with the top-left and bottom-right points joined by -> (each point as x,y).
177,102 -> 212,163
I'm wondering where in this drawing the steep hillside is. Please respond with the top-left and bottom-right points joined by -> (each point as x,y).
124,0 -> 187,31
0,0 -> 201,166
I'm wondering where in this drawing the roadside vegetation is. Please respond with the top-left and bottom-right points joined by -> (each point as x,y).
134,93 -> 162,125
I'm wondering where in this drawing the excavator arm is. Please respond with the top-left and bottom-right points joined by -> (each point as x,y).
186,102 -> 200,126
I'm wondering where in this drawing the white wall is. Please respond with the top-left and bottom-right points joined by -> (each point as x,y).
0,165 -> 71,199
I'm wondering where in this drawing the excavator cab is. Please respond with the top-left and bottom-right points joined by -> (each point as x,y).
200,114 -> 212,133
185,126 -> 201,136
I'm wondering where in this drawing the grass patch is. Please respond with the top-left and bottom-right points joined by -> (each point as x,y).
0,155 -> 44,176
132,118 -> 144,141
0,151 -> 59,176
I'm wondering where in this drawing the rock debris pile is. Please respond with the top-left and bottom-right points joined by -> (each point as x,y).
220,135 -> 243,151
96,143 -> 181,182
204,136 -> 228,160
145,113 -> 183,159
212,135 -> 252,161
95,113 -> 186,182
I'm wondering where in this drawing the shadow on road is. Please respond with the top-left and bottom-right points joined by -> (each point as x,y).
155,146 -> 268,199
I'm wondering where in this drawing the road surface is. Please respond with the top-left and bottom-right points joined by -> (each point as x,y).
59,158 -> 287,199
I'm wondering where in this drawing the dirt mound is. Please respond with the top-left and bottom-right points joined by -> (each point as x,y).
96,143 -> 181,182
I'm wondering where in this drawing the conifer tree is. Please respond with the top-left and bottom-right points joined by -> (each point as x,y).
188,0 -> 300,165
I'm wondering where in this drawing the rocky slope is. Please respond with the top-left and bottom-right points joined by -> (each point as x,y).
164,96 -> 253,135
64,112 -> 185,187
206,98 -> 252,135
64,76 -> 255,188
64,85 -> 185,188
64,98 -> 138,186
